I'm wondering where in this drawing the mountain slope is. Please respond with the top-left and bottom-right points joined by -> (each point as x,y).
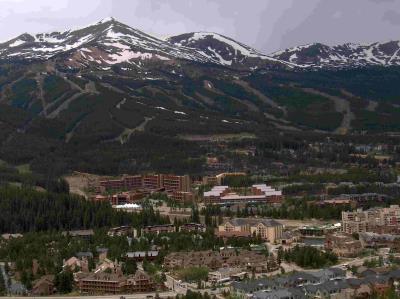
0,18 -> 220,68
0,18 -> 290,72
167,32 -> 288,69
2,18 -> 400,178
271,41 -> 400,68
2,18 -> 400,71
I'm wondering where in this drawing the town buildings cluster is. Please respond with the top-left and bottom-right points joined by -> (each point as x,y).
29,253 -> 156,296
95,173 -> 193,205
93,172 -> 285,208
163,248 -> 276,273
232,267 -> 400,299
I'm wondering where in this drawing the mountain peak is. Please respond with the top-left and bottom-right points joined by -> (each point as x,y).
98,17 -> 116,24
0,16 -> 218,66
167,31 -> 280,67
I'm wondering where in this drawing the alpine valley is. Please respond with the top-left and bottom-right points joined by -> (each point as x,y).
1,17 -> 400,176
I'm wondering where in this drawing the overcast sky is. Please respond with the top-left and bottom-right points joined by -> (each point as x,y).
0,0 -> 399,53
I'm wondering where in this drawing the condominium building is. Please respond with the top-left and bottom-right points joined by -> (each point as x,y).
142,174 -> 162,190
110,192 -> 146,205
126,251 -> 159,262
179,223 -> 206,233
163,174 -> 190,192
218,218 -> 283,243
125,270 -> 155,293
164,249 -> 269,272
99,175 -> 143,192
171,191 -> 194,202
141,224 -> 176,235
202,176 -> 218,186
107,226 -> 133,237
342,205 -> 400,234
99,174 -> 191,193
78,273 -> 126,295
123,175 -> 144,190
77,270 -> 154,295
203,186 -> 231,202
204,184 -> 282,205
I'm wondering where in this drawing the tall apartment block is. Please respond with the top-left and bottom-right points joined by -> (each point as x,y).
342,205 -> 400,234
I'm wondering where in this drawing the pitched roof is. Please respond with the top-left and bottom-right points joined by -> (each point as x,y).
304,279 -> 349,294
80,272 -> 126,283
232,278 -> 277,293
253,288 -> 306,299
227,218 -> 282,227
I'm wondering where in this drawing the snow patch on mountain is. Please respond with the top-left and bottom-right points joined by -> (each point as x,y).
167,31 -> 292,68
271,41 -> 400,68
4,17 -> 399,71
9,40 -> 26,47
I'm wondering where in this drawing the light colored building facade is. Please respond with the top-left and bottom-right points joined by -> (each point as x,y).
342,205 -> 400,234
141,224 -> 176,235
164,249 -> 269,272
204,184 -> 282,205
218,218 -> 283,243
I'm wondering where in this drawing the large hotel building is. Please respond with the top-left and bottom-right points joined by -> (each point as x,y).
204,184 -> 283,204
341,205 -> 400,234
99,174 -> 190,193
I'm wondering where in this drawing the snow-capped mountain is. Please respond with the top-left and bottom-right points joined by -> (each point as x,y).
0,19 -> 289,71
0,18 -> 219,68
271,41 -> 400,68
1,17 -> 400,71
167,32 -> 283,68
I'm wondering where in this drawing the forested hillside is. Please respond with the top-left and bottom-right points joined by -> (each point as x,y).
0,186 -> 169,233
1,19 -> 400,177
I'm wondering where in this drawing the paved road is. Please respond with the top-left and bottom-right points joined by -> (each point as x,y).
165,274 -> 189,295
337,255 -> 380,268
0,262 -> 10,293
3,291 -> 177,299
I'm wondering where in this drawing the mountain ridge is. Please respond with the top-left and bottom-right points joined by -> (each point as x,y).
2,17 -> 400,70
271,40 -> 400,68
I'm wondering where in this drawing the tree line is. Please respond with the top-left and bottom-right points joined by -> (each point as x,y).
0,185 -> 169,233
278,245 -> 338,269
201,199 -> 350,221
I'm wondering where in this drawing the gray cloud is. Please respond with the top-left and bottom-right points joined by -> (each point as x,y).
0,0 -> 399,53
266,0 -> 400,52
383,10 -> 400,25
